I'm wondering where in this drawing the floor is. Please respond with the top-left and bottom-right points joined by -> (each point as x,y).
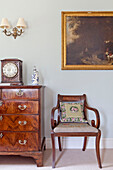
0,149 -> 113,170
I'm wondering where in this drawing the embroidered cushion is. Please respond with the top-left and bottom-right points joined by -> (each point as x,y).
60,101 -> 88,123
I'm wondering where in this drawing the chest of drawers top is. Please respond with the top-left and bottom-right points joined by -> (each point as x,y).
0,85 -> 43,89
0,85 -> 43,88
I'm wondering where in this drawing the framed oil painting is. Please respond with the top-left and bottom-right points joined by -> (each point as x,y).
62,11 -> 113,70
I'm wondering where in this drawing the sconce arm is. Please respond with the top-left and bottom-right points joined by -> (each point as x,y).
16,28 -> 24,36
3,29 -> 12,36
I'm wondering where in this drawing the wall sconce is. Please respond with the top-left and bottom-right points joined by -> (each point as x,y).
0,18 -> 26,39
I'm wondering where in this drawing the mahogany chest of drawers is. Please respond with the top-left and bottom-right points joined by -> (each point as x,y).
0,85 -> 45,166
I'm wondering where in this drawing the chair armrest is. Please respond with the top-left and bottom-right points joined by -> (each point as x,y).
51,106 -> 59,129
85,104 -> 100,129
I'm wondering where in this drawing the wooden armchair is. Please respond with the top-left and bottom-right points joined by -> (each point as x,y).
51,94 -> 102,168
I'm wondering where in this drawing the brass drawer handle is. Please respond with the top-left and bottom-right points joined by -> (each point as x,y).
16,90 -> 24,96
0,133 -> 3,138
0,101 -> 3,106
18,120 -> 27,125
18,105 -> 27,110
0,116 -> 3,121
19,140 -> 27,145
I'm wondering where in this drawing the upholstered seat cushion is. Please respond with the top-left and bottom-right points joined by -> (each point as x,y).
54,123 -> 98,133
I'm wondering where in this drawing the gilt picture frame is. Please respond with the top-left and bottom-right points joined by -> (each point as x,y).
62,11 -> 113,70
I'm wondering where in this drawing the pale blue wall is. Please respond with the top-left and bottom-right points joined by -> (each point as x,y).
0,0 -> 113,138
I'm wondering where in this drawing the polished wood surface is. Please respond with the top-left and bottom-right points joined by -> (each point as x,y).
0,132 -> 39,151
51,94 -> 102,168
0,115 -> 39,131
0,151 -> 43,167
2,89 -> 39,100
0,101 -> 39,114
0,85 -> 45,167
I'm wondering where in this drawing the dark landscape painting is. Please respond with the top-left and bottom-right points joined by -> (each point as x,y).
66,15 -> 113,66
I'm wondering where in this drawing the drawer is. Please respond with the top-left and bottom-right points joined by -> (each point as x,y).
0,132 -> 39,151
0,115 -> 39,131
0,101 -> 39,114
2,89 -> 39,100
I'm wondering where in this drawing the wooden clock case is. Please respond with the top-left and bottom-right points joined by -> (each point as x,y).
1,59 -> 23,85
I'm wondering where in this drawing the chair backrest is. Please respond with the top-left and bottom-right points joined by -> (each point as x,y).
57,94 -> 87,123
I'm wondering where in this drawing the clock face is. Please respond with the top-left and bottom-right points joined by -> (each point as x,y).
3,63 -> 18,78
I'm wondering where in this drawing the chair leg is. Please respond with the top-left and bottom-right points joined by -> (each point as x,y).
96,130 -> 102,168
82,136 -> 87,151
58,137 -> 62,151
51,133 -> 55,168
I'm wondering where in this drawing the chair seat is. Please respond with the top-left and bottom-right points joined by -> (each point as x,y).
54,123 -> 98,133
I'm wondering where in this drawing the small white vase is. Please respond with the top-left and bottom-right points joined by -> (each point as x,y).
32,66 -> 39,85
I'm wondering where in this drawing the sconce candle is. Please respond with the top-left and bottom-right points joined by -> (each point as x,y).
0,18 -> 26,39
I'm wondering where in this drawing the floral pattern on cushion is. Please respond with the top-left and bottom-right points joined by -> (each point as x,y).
60,101 -> 88,123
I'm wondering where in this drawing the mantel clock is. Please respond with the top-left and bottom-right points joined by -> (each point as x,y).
1,59 -> 23,85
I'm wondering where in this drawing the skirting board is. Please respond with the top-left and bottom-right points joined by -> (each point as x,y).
46,137 -> 113,149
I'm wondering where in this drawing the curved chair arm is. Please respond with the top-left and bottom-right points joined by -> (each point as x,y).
51,106 -> 59,129
85,104 -> 100,129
